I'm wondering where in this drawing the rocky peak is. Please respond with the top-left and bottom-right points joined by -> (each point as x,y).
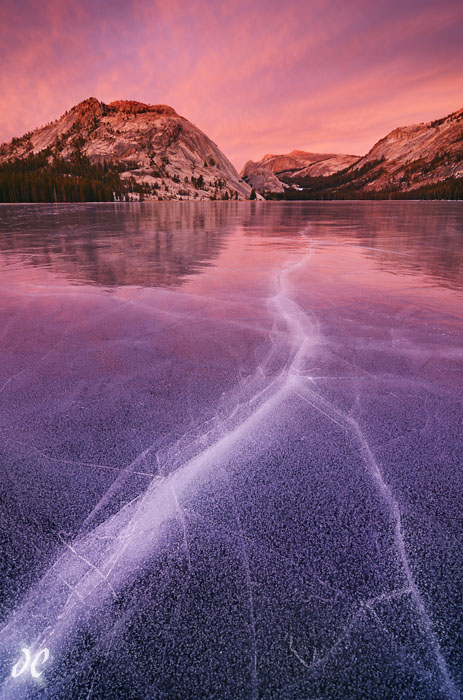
0,97 -> 252,201
243,107 -> 463,196
107,101 -> 178,116
350,106 -> 463,191
66,97 -> 107,127
242,149 -> 359,193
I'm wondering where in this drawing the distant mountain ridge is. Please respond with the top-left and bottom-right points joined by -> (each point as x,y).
241,150 -> 359,193
350,108 -> 463,192
0,97 -> 252,202
1,101 -> 462,202
242,108 -> 463,199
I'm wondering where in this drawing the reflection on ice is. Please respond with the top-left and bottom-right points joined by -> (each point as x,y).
0,202 -> 461,699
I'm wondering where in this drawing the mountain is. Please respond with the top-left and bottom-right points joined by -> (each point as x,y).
241,149 -> 359,193
0,98 -> 252,202
348,108 -> 463,193
246,108 -> 463,199
2,101 -> 462,203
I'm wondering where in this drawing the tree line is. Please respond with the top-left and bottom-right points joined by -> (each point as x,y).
0,147 -> 153,203
264,177 -> 463,201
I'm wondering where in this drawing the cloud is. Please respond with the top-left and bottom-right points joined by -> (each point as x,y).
1,0 -> 462,168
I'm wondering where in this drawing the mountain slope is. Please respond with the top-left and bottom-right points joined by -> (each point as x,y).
349,108 -> 463,192
0,98 -> 252,201
241,149 -> 359,193
267,108 -> 463,199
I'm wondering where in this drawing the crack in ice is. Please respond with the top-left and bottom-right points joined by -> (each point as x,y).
0,227 -> 458,699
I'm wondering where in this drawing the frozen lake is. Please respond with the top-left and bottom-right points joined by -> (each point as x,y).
0,201 -> 461,699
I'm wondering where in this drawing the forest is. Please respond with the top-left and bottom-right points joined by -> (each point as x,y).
0,147 -> 154,202
264,176 -> 463,201
1,147 -> 462,202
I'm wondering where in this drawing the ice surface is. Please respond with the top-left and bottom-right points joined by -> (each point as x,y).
0,201 -> 461,699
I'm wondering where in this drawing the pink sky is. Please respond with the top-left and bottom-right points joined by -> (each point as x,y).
1,0 -> 462,169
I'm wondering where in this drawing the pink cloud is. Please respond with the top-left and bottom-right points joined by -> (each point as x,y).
1,0 -> 462,168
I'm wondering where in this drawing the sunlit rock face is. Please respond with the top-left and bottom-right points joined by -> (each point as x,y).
352,108 -> 463,191
242,108 -> 463,196
0,98 -> 252,200
0,202 -> 462,699
240,161 -> 286,193
241,150 -> 359,193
